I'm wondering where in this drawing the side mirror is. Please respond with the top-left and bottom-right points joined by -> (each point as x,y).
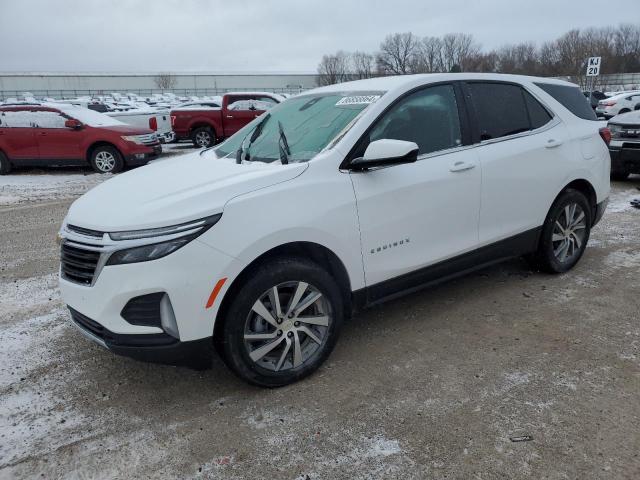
65,119 -> 82,130
350,139 -> 419,171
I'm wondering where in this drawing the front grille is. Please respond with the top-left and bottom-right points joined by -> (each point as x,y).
66,224 -> 104,239
137,133 -> 159,145
61,243 -> 101,285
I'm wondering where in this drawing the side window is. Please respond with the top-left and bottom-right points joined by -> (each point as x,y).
523,91 -> 553,129
227,96 -> 253,111
468,83 -> 530,141
0,110 -> 42,128
534,83 -> 597,120
31,111 -> 68,128
368,84 -> 462,156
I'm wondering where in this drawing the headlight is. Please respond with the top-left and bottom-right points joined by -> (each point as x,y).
106,237 -> 192,265
121,135 -> 144,145
105,214 -> 221,265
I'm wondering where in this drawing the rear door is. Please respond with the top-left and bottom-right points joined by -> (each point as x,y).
464,81 -> 568,245
33,109 -> 84,161
0,109 -> 39,161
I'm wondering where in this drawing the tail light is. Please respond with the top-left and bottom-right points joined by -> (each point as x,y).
170,115 -> 176,127
148,117 -> 158,131
601,101 -> 616,107
599,127 -> 611,146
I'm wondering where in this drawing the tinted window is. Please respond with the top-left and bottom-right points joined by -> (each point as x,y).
523,91 -> 553,129
534,83 -> 597,120
369,84 -> 462,155
468,83 -> 530,141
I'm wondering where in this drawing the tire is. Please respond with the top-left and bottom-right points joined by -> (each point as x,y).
0,151 -> 11,175
191,127 -> 215,148
610,169 -> 630,181
531,189 -> 592,274
89,145 -> 124,174
218,257 -> 344,387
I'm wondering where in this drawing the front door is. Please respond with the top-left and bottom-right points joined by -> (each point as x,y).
349,84 -> 482,290
0,109 -> 39,161
34,110 -> 84,161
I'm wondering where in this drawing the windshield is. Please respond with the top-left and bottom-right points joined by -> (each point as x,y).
214,91 -> 384,163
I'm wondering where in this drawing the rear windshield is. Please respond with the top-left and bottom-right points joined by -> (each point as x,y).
534,83 -> 597,120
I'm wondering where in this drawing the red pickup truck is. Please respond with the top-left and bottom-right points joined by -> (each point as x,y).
170,92 -> 283,148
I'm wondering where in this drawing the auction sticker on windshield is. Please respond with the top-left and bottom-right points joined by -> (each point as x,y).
336,95 -> 381,106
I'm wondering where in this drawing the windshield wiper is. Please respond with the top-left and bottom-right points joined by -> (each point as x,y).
278,121 -> 290,165
236,113 -> 271,164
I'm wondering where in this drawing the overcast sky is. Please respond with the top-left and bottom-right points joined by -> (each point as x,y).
0,0 -> 635,73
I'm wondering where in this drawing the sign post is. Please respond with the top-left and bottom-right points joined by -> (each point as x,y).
585,56 -> 602,102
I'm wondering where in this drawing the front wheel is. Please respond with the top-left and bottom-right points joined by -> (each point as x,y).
90,145 -> 123,173
218,258 -> 344,387
531,189 -> 592,273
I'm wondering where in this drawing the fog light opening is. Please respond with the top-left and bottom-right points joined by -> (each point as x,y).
160,294 -> 180,339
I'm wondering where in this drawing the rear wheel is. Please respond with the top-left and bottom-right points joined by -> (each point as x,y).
0,151 -> 11,175
90,145 -> 123,173
218,257 -> 344,387
191,127 -> 215,148
531,189 -> 591,273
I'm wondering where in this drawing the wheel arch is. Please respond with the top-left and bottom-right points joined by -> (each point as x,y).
557,178 -> 598,225
213,241 -> 352,343
86,141 -> 122,164
189,121 -> 217,138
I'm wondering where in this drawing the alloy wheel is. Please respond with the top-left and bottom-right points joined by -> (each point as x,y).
243,281 -> 332,372
195,131 -> 211,147
94,151 -> 116,172
552,202 -> 587,263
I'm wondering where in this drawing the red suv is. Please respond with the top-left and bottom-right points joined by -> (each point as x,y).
0,104 -> 162,174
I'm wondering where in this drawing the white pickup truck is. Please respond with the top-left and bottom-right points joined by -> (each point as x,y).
106,107 -> 175,144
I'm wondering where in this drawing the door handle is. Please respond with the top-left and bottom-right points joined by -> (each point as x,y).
38,132 -> 47,136
226,115 -> 234,119
545,138 -> 563,148
449,161 -> 476,172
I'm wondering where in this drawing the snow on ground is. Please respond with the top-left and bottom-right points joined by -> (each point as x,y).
0,172 -> 108,206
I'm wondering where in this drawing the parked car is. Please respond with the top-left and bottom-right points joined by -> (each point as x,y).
59,74 -> 610,386
0,104 -> 161,174
583,90 -> 609,110
595,91 -> 640,118
608,109 -> 640,180
170,92 -> 283,148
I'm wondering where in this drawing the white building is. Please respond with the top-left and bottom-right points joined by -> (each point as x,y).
0,72 -> 319,99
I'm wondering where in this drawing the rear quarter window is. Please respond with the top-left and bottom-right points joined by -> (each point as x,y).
534,83 -> 597,120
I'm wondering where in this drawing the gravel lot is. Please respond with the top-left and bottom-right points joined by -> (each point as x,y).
0,168 -> 639,479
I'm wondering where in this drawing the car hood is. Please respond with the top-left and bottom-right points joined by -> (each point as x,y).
609,110 -> 640,126
66,151 -> 308,231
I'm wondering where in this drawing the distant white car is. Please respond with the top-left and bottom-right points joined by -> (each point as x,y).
106,108 -> 175,143
59,73 -> 611,387
596,91 -> 640,118
608,109 -> 640,179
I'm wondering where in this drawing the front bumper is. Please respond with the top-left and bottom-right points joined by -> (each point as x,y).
125,144 -> 163,165
59,234 -> 246,350
609,140 -> 640,173
68,306 -> 212,367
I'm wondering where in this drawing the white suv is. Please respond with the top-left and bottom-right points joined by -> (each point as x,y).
59,74 -> 611,386
596,91 -> 640,118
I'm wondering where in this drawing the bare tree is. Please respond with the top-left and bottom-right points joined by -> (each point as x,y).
154,73 -> 177,90
440,33 -> 481,72
413,36 -> 444,73
376,33 -> 420,75
495,42 -> 539,74
317,51 -> 350,86
351,51 -> 374,79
